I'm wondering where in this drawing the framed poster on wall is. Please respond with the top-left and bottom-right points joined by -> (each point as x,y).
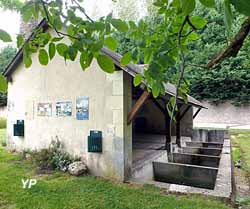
76,97 -> 89,120
37,103 -> 52,116
56,102 -> 72,116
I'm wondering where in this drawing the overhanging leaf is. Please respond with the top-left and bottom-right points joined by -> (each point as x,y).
49,43 -> 56,60
17,35 -> 24,48
23,52 -> 32,68
97,54 -> 115,73
0,29 -> 12,42
199,0 -> 215,8
231,0 -> 250,16
190,16 -> 208,29
181,0 -> 196,15
38,49 -> 49,65
80,51 -> 93,70
110,19 -> 129,32
121,51 -> 132,66
133,74 -> 143,86
0,74 -> 7,93
105,36 -> 118,51
224,0 -> 233,35
56,43 -> 68,57
152,83 -> 160,98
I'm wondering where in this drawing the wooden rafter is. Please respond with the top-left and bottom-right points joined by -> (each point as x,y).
193,108 -> 201,119
127,90 -> 151,125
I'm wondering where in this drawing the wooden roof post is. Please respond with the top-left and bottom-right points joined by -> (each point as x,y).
127,90 -> 151,125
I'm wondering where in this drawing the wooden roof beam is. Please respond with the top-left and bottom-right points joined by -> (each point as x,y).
127,90 -> 151,125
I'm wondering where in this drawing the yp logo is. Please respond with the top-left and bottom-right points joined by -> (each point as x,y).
22,179 -> 37,189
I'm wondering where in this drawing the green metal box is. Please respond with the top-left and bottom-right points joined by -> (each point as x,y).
13,120 -> 24,137
88,130 -> 102,152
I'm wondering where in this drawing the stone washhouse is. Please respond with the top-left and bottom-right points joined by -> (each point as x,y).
3,19 -> 233,199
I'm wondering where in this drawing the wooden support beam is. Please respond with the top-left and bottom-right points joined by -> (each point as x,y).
176,119 -> 181,147
151,99 -> 165,114
127,90 -> 150,125
178,105 -> 191,121
193,108 -> 201,119
151,98 -> 171,151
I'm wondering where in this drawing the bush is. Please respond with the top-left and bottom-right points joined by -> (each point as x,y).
29,138 -> 76,171
1,140 -> 6,147
0,118 -> 6,129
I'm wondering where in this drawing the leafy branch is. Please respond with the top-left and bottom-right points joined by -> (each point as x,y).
206,18 -> 250,69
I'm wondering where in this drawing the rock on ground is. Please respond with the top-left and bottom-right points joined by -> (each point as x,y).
68,161 -> 87,176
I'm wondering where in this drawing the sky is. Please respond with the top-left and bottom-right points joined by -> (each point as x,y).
0,0 -> 114,49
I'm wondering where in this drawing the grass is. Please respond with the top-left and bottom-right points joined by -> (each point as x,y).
230,129 -> 250,178
230,129 -> 250,208
0,128 -> 6,146
0,129 -> 232,209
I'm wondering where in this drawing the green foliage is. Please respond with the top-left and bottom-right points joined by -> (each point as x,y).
110,19 -> 129,32
231,0 -> 250,16
121,51 -> 132,66
0,46 -> 16,73
105,36 -> 118,51
48,43 -> 56,60
1,0 -> 250,112
0,129 -> 6,147
181,0 -> 196,15
0,46 -> 16,94
199,0 -> 215,8
133,74 -> 143,86
29,139 -> 75,171
0,118 -> 6,129
0,29 -> 12,42
186,8 -> 250,105
97,54 -> 115,73
38,49 -> 49,65
0,0 -> 23,11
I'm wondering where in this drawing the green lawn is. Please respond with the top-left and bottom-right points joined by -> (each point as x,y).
0,129 -> 232,209
230,129 -> 250,207
0,128 -> 6,146
230,129 -> 250,178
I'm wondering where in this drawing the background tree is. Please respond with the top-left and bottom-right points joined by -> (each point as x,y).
0,0 -> 249,147
112,0 -> 140,21
0,46 -> 17,106
186,6 -> 250,106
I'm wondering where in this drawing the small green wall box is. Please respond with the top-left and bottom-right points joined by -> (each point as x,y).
88,130 -> 102,153
14,120 -> 24,137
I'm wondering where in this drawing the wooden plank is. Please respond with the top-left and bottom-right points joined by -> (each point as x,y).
193,107 -> 201,119
127,90 -> 151,125
178,105 -> 191,121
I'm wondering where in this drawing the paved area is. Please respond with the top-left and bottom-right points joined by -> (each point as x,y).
132,134 -> 165,165
194,123 -> 250,129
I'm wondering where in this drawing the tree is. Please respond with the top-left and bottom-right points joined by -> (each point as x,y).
112,0 -> 140,21
0,0 -> 249,114
185,7 -> 250,106
0,0 -> 23,11
0,46 -> 16,106
0,46 -> 17,73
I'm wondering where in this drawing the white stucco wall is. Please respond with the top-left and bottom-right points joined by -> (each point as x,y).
6,40 -> 132,181
194,100 -> 250,128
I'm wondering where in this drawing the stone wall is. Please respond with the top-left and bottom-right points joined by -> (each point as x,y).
194,100 -> 250,127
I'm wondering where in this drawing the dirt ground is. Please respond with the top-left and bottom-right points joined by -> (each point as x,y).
234,163 -> 250,209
